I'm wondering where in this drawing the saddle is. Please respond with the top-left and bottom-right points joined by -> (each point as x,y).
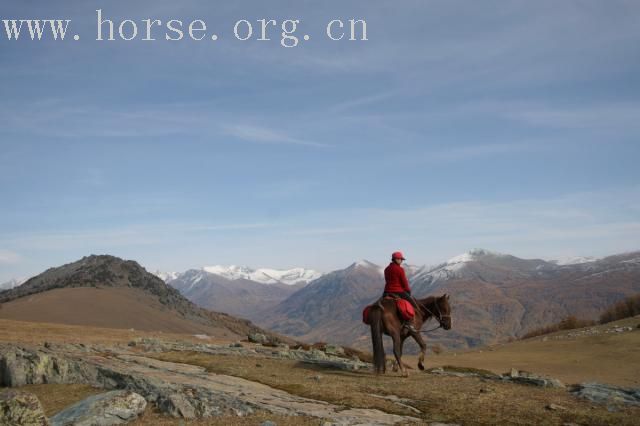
362,295 -> 415,325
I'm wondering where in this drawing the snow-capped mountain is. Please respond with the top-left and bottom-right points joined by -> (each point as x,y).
263,249 -> 640,350
168,268 -> 307,321
411,248 -> 549,289
0,277 -> 29,291
201,265 -> 322,285
152,270 -> 180,283
550,256 -> 601,266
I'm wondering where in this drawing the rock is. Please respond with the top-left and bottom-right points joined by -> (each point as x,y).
324,344 -> 345,356
0,389 -> 49,426
545,403 -> 567,411
570,382 -> 640,406
0,345 -> 100,387
0,343 -> 414,424
505,369 -> 564,388
50,390 -> 146,426
158,392 -> 198,419
260,421 -> 277,426
248,333 -> 269,344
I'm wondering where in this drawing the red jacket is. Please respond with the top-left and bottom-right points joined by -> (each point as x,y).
384,262 -> 411,293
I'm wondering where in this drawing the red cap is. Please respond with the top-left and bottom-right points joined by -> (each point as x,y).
392,251 -> 406,260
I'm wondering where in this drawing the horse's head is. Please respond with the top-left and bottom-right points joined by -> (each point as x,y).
436,294 -> 452,330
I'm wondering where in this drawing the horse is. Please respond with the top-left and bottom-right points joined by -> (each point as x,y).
368,294 -> 451,376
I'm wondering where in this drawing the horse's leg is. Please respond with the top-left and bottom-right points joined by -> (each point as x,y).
412,333 -> 428,371
391,331 -> 407,377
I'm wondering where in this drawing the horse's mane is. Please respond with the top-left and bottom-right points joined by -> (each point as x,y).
416,295 -> 438,306
415,296 -> 439,316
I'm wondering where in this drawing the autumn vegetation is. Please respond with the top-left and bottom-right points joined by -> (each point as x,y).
522,293 -> 640,339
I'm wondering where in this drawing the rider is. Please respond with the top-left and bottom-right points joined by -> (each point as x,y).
383,251 -> 418,333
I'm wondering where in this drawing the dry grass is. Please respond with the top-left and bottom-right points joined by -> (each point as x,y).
153,351 -> 640,425
4,317 -> 640,425
15,384 -> 104,417
0,318 -> 232,346
131,406 -> 320,425
0,287 -> 238,338
416,316 -> 640,388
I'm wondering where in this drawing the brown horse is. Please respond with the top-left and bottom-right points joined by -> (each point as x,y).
368,294 -> 452,376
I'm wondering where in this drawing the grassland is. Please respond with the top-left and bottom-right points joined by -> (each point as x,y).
3,316 -> 640,425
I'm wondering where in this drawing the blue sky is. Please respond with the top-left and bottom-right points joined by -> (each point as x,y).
1,1 -> 639,281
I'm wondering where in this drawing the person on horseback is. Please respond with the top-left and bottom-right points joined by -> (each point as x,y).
383,251 -> 418,333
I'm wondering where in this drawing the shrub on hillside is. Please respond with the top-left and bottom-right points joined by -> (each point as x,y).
521,315 -> 596,339
599,294 -> 640,324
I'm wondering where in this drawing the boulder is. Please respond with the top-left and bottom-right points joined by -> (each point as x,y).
50,390 -> 147,426
248,333 -> 269,344
0,345 -> 100,387
570,382 -> 640,406
324,344 -> 345,357
505,369 -> 564,388
0,389 -> 49,426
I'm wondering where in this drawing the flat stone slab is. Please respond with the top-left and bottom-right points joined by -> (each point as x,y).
50,390 -> 146,426
0,343 -> 418,425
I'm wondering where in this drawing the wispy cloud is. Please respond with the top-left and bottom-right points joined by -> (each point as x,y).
0,249 -> 21,264
328,89 -> 403,114
423,141 -> 541,162
222,124 -> 329,148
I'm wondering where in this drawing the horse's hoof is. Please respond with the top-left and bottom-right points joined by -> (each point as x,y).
418,362 -> 425,371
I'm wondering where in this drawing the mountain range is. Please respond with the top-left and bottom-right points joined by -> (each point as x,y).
3,249 -> 639,351
258,249 -> 640,350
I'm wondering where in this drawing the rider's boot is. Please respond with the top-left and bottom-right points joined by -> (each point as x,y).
403,320 -> 417,334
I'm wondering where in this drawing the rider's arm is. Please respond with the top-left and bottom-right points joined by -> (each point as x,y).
399,266 -> 411,293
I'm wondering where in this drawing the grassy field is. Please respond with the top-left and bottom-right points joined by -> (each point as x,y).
416,315 -> 640,387
3,316 -> 640,425
152,350 -> 640,425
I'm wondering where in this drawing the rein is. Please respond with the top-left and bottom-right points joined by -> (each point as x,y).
416,298 -> 450,334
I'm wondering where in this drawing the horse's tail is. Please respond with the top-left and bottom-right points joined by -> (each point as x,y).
369,305 -> 386,374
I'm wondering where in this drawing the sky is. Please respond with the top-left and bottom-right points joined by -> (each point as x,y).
1,1 -> 639,281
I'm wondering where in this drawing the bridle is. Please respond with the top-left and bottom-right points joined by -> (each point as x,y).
417,298 -> 451,333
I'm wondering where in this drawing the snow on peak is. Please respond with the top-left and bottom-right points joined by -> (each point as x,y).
446,248 -> 502,265
352,259 -> 379,268
551,256 -> 600,266
153,271 -> 179,283
202,265 -> 322,285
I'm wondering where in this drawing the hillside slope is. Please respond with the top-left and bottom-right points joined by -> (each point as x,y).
0,255 -> 280,340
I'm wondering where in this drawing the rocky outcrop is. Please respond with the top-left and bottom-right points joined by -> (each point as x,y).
426,366 -> 564,388
570,382 -> 640,406
0,343 -> 416,424
505,368 -> 565,388
50,390 -> 146,426
0,344 -> 100,387
0,389 -> 49,426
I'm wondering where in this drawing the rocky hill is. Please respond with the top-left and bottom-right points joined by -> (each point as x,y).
0,255 -> 281,340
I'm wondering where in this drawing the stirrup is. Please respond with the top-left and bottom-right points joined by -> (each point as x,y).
403,323 -> 417,333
